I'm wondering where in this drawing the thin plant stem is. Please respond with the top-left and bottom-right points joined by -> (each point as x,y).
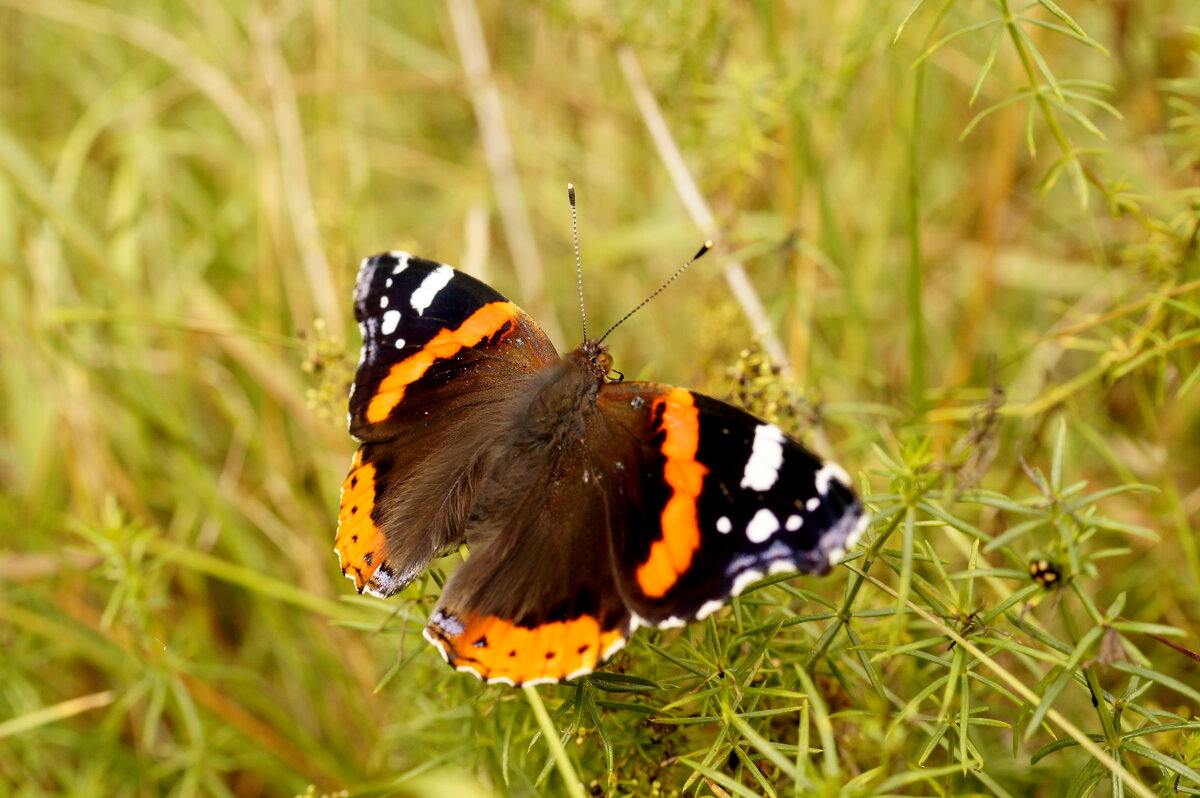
616,44 -> 792,376
523,685 -> 587,798
908,57 -> 927,414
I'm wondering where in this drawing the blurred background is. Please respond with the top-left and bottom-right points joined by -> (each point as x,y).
2,1 -> 1199,796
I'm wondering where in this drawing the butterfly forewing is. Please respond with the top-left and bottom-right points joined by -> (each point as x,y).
348,252 -> 557,442
337,253 -> 559,596
595,384 -> 867,628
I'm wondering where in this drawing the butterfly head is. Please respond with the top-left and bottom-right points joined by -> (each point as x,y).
572,339 -> 614,381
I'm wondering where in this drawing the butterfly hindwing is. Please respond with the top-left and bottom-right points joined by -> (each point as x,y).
422,477 -> 632,687
336,252 -> 559,596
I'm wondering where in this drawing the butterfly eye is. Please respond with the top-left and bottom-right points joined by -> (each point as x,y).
595,348 -> 613,372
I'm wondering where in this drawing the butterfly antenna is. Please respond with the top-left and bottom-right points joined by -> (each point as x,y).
568,183 -> 588,342
598,241 -> 713,344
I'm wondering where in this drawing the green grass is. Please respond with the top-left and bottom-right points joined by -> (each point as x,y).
3,1 -> 1200,796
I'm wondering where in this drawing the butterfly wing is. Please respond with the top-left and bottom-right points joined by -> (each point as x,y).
422,478 -> 632,687
595,383 -> 867,627
337,252 -> 558,597
422,366 -> 632,686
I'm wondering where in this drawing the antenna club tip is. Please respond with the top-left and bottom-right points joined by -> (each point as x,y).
567,182 -> 574,190
704,240 -> 714,248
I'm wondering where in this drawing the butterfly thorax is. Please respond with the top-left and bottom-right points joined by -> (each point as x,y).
512,341 -> 611,449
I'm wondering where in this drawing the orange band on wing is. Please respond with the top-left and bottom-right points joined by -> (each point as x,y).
424,610 -> 627,686
335,449 -> 388,594
635,389 -> 708,598
366,301 -> 520,424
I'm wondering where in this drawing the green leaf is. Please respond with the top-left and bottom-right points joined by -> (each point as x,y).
970,28 -> 1005,104
1034,0 -> 1096,43
1110,621 -> 1185,637
724,709 -> 801,782
894,0 -> 930,42
1021,14 -> 1109,54
678,757 -> 763,798
1122,741 -> 1200,787
1030,735 -> 1094,765
915,18 -> 1002,66
1111,664 -> 1200,705
1013,23 -> 1068,105
585,673 -> 663,693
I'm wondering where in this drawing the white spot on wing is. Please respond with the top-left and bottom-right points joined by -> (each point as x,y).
786,514 -> 802,531
806,497 -> 820,512
767,559 -> 796,576
716,516 -> 732,534
816,462 -> 853,496
745,508 -> 780,543
410,264 -> 454,315
395,338 -> 405,349
740,424 -> 785,492
388,251 -> 411,274
381,309 -> 401,336
842,512 -> 870,554
695,599 -> 725,620
730,569 -> 764,597
816,507 -> 869,569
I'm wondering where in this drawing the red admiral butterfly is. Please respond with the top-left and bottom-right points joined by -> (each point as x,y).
336,246 -> 866,686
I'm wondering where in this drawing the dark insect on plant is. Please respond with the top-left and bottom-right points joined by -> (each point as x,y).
1028,559 -> 1062,590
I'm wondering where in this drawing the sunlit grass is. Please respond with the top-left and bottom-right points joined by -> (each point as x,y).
2,1 -> 1199,796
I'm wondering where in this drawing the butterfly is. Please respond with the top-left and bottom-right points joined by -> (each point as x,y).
336,247 -> 866,686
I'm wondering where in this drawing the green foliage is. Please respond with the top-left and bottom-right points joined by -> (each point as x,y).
2,1 -> 1199,796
